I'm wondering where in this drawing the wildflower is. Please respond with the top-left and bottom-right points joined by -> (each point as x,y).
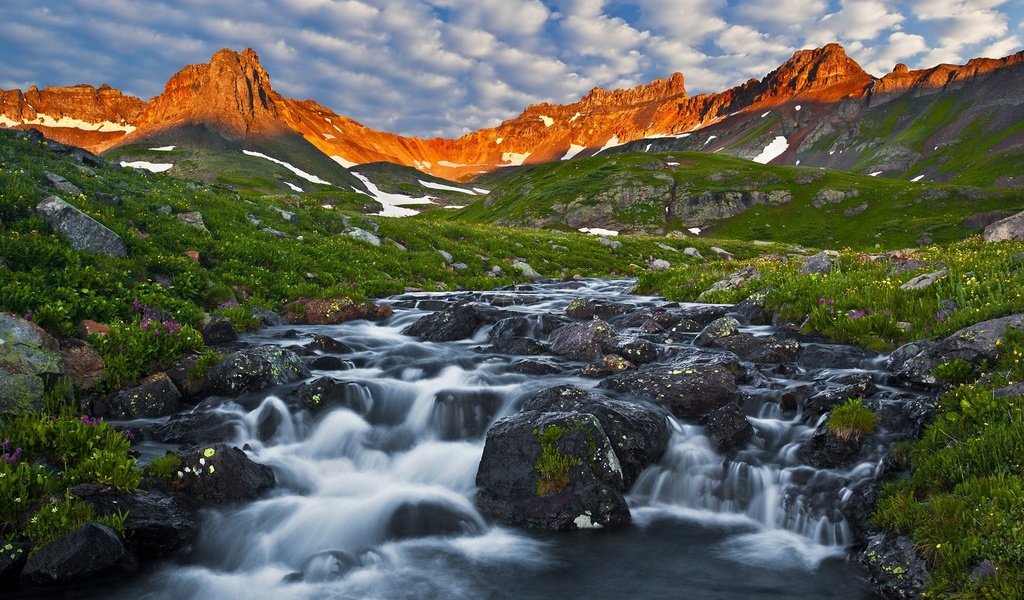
23,312 -> 32,321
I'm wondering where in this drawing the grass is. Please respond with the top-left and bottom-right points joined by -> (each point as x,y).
826,398 -> 877,440
534,425 -> 580,497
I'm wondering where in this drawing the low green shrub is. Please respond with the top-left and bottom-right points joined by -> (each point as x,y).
826,398 -> 877,440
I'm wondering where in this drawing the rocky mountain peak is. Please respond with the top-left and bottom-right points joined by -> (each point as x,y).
759,43 -> 870,97
579,71 -> 687,109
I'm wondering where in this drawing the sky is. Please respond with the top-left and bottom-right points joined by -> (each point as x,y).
1,0 -> 1021,138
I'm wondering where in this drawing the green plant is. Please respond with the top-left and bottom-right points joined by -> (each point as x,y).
143,453 -> 183,480
534,425 -> 580,497
826,398 -> 877,440
23,493 -> 127,548
935,358 -> 978,386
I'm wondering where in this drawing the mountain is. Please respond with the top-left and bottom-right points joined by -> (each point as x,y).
1,44 -> 1022,186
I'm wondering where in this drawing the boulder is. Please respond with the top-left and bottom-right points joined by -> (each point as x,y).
800,251 -> 835,275
520,385 -> 670,487
549,320 -> 617,361
694,316 -> 740,346
176,211 -> 208,232
700,402 -> 753,452
475,411 -> 630,530
93,192 -> 121,206
36,196 -> 127,257
202,345 -> 310,397
510,358 -> 563,375
797,425 -> 863,469
716,334 -> 800,364
511,260 -> 542,279
600,362 -> 741,418
151,411 -> 239,446
283,297 -> 392,325
386,499 -> 484,540
344,227 -> 381,246
900,269 -> 947,290
710,247 -> 734,261
71,484 -> 199,558
861,533 -> 930,599
804,377 -> 876,417
697,265 -> 761,301
402,303 -> 506,341
683,247 -> 704,260
44,171 -> 83,196
164,353 -> 209,403
295,377 -> 373,415
199,315 -> 238,345
0,540 -> 29,585
251,307 -> 286,327
59,338 -> 104,390
983,210 -> 1024,242
305,334 -> 352,354
95,372 -> 181,419
600,335 -> 658,365
564,298 -> 630,321
20,523 -> 137,587
487,337 -> 550,355
177,444 -> 275,504
648,258 -> 671,271
0,313 -> 64,415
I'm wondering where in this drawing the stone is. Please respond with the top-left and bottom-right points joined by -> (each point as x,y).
694,316 -> 740,346
510,358 -> 563,375
700,402 -> 753,452
96,372 -> 181,419
800,251 -> 835,275
798,424 -> 863,468
811,188 -> 856,208
402,303 -> 506,341
683,247 -> 704,260
710,247 -> 734,261
860,533 -> 930,599
177,444 -> 275,504
152,411 -> 240,446
900,269 -> 947,290
78,319 -> 111,337
600,335 -> 658,364
0,539 -> 29,585
177,211 -> 208,232
716,333 -> 800,364
295,377 -> 373,415
283,297 -> 392,325
93,192 -> 121,206
59,338 -> 104,390
549,319 -> 617,361
983,210 -> 1024,242
251,307 -> 286,327
72,484 -> 200,558
36,196 -> 127,258
648,258 -> 671,271
306,334 -> 352,354
430,389 -> 505,440
697,265 -> 761,301
199,315 -> 238,345
511,259 -> 542,279
202,345 -> 311,397
437,249 -> 454,263
475,410 -> 630,530
600,362 -> 741,418
21,523 -> 137,587
597,237 -> 622,249
262,227 -> 290,238
156,205 -> 173,215
804,377 -> 876,417
564,298 -> 630,321
44,171 -> 83,196
386,499 -> 484,540
344,227 -> 381,246
0,313 -> 63,415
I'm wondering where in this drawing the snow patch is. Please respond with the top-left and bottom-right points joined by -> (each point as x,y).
148,146 -> 176,151
120,161 -> 173,173
414,160 -> 432,171
444,205 -> 466,210
578,227 -> 619,236
688,227 -> 702,235
796,160 -> 801,165
539,115 -> 554,127
284,182 -> 303,193
869,171 -> 883,177
24,112 -> 135,133
761,111 -> 771,118
242,150 -> 331,185
501,152 -> 530,166
911,175 -> 925,182
561,144 -> 586,161
593,135 -> 622,155
323,133 -> 335,140
438,160 -> 466,168
495,137 -> 504,145
351,172 -> 435,218
702,135 -> 718,146
473,187 -> 490,194
331,155 -> 357,169
795,105 -> 802,111
666,162 -> 680,167
569,112 -> 582,123
0,114 -> 20,128
752,136 -> 789,164
645,144 -> 652,152
419,179 -> 476,195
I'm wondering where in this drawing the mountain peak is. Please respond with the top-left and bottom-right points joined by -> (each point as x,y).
759,43 -> 870,98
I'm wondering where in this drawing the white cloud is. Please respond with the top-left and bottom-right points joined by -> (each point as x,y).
859,31 -> 930,74
980,34 -> 1022,57
810,0 -> 905,44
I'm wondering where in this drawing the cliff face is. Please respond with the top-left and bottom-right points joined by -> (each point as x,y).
1,44 -> 1022,179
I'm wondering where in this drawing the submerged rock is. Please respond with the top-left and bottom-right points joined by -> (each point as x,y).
403,303 -> 506,341
177,444 -> 275,504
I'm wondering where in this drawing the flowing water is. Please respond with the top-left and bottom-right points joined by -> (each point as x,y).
104,279 -> 924,599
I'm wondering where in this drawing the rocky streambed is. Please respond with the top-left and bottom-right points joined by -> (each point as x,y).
13,279 -> 942,599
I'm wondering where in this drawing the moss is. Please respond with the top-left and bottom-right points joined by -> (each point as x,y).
534,425 -> 581,497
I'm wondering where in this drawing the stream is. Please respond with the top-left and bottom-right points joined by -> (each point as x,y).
104,278 -> 926,599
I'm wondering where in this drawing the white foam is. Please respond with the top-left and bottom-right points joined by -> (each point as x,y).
752,136 -> 789,164
578,227 -> 619,236
242,150 -> 331,185
351,172 -> 435,218
418,180 -> 476,195
284,182 -> 303,193
120,161 -> 173,173
148,146 -> 176,151
561,144 -> 586,161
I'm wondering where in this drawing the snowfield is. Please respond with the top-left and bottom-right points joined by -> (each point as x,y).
351,172 -> 435,218
242,151 -> 331,185
120,161 -> 173,173
418,179 -> 477,195
752,136 -> 789,164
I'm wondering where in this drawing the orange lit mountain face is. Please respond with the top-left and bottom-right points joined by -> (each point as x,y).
1,44 -> 1022,181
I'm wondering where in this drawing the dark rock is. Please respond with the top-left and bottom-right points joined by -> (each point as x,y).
202,345 -> 310,397
601,362 -> 741,418
549,319 -> 617,360
295,377 -> 373,415
0,312 -> 64,415
800,251 -> 835,275
386,499 -> 484,540
177,444 -> 275,504
0,539 -> 28,585
779,385 -> 812,414
731,290 -> 772,325
21,523 -> 137,587
970,559 -> 999,581
475,411 -> 630,530
700,402 -> 753,452
431,389 -> 505,440
600,335 -> 658,364
67,147 -> 104,168
804,377 -> 876,417
716,333 -> 800,364
59,337 -> 104,391
200,316 -> 238,346
72,484 -> 199,558
510,358 -> 563,375
96,372 -> 181,419
177,211 -> 208,232
251,307 -> 286,327
520,385 -> 670,487
305,334 -> 352,354
675,304 -> 730,325
152,411 -> 240,446
488,337 -> 550,355
861,533 -> 930,599
564,298 -> 630,320
93,192 -> 122,206
402,303 -> 506,341
36,196 -> 127,258
284,550 -> 360,583
797,425 -> 863,469
994,382 -> 1024,398
309,355 -> 350,370
164,353 -> 207,403
256,402 -> 284,441
694,316 -> 740,346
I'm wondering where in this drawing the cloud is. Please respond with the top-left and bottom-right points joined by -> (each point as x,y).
858,31 -> 930,74
980,34 -> 1022,57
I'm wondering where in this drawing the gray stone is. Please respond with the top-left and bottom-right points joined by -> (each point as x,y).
697,265 -> 762,301
550,320 -> 617,361
262,227 -> 291,238
0,313 -> 64,415
695,316 -> 740,346
36,196 -> 127,258
274,207 -> 297,223
511,260 -> 542,279
710,247 -> 734,261
684,247 -> 704,260
177,211 -> 208,232
655,243 -> 678,253
21,523 -> 137,587
344,227 -> 381,246
648,258 -> 671,271
597,237 -> 622,249
983,210 -> 1024,242
437,249 -> 454,263
900,269 -> 947,290
811,188 -> 857,208
156,205 -> 173,215
202,345 -> 311,397
44,171 -> 83,196
801,251 -> 835,275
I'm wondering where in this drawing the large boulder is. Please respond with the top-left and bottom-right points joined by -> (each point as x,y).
295,377 -> 373,415
71,484 -> 200,558
202,345 -> 310,397
151,411 -> 240,446
699,402 -> 753,452
402,303 -> 505,341
283,297 -> 392,325
694,316 -> 740,346
59,338 -> 104,391
476,411 -> 629,530
0,313 -> 64,415
600,336 -> 658,365
549,319 -> 617,361
177,444 -> 275,504
983,210 -> 1024,242
600,362 -> 741,418
564,298 -> 631,321
888,313 -> 1024,386
716,334 -> 800,364
520,385 -> 670,487
94,372 -> 181,419
20,523 -> 137,587
861,533 -> 930,599
199,315 -> 237,345
36,196 -> 127,258
697,265 -> 761,301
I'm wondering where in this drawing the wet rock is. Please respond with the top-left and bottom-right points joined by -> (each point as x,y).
716,334 -> 800,364
283,297 -> 392,325
797,425 -> 863,469
387,499 -> 484,540
152,412 -> 239,446
730,290 -> 771,325
177,444 -> 275,505
36,196 -> 127,257
475,411 -> 630,530
694,316 -> 740,346
488,337 -> 550,355
59,337 -> 104,390
900,269 -> 947,290
983,210 -> 1024,242
520,385 -> 670,487
549,319 -> 617,360
177,211 -> 208,232
96,372 -> 181,419
861,533 -> 930,599
0,539 -> 29,585
295,377 -> 373,415
564,298 -> 631,321
284,550 -> 362,583
800,251 -> 835,275
199,315 -> 238,345
779,385 -> 813,414
700,402 -> 753,452
21,523 -> 137,588
403,302 -> 506,341
675,304 -> 730,325
202,345 -> 310,397
72,484 -> 199,558
305,334 -> 352,354
431,389 -> 504,440
510,358 -> 563,375
804,377 -> 876,417
600,362 -> 741,418
164,353 -> 208,403
600,335 -> 658,364
308,355 -> 350,370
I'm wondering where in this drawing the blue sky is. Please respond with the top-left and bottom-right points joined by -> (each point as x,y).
1,0 -> 1021,137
